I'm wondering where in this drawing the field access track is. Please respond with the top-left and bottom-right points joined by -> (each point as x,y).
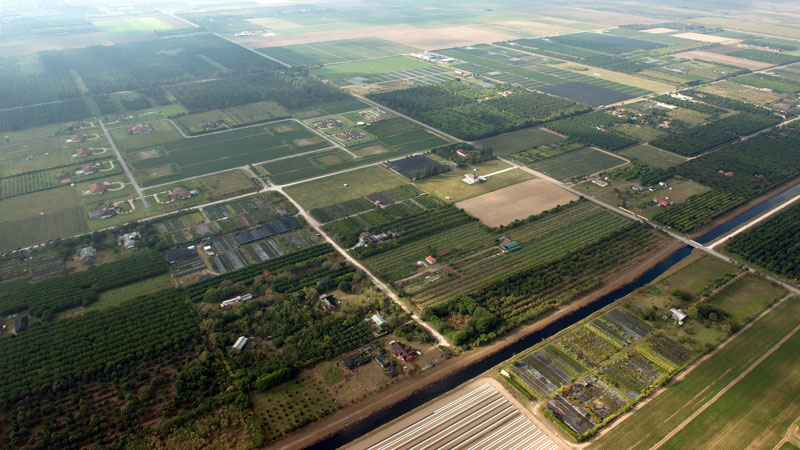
354,383 -> 559,450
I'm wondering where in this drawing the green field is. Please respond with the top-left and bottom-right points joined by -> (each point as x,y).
708,275 -> 786,325
593,296 -> 800,450
618,144 -> 688,169
57,274 -> 174,320
529,147 -> 627,182
415,161 -> 533,203
124,121 -> 328,186
173,101 -> 290,135
109,120 -> 182,152
258,38 -> 419,67
284,165 -> 408,210
312,56 -> 431,82
476,127 -> 564,155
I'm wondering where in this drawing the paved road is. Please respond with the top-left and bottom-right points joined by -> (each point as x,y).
99,119 -> 150,208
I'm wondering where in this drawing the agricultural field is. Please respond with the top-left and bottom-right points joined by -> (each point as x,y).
108,120 -> 182,152
124,120 -> 328,186
578,175 -> 710,215
284,165 -> 408,210
257,37 -> 419,67
416,160 -> 534,203
456,178 -> 577,227
313,56 -> 432,83
476,127 -> 564,155
173,101 -> 291,135
529,147 -> 627,182
90,16 -> 177,34
0,186 -> 88,251
592,294 -> 800,450
618,144 -> 687,169
544,111 -> 638,151
697,80 -> 788,107
650,112 -> 780,157
309,184 -> 424,223
437,44 -> 659,103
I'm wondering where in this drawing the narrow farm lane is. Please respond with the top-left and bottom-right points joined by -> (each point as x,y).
99,119 -> 150,208
274,186 -> 451,347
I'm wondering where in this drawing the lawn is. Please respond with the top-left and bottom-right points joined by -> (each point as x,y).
618,144 -> 687,169
258,37 -> 418,67
312,56 -> 431,82
476,127 -> 564,155
123,121 -> 328,187
708,274 -> 786,324
57,274 -> 174,321
592,296 -> 800,450
415,160 -> 533,203
529,147 -> 627,182
109,120 -> 182,152
143,169 -> 259,201
284,165 -> 408,210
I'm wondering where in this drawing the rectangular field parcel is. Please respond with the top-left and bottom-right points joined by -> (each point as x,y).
125,121 -> 328,186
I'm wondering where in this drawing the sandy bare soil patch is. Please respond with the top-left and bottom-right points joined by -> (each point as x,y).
240,25 -> 419,48
353,145 -> 388,157
675,51 -> 773,70
456,178 -> 577,227
483,20 -> 578,38
294,137 -> 321,146
673,32 -> 741,44
136,149 -> 160,160
642,27 -> 679,34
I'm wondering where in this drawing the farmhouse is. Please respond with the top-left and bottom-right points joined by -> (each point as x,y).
462,173 -> 486,185
456,148 -> 470,157
71,133 -> 88,142
220,293 -> 253,309
118,231 -> 141,249
591,178 -> 609,187
170,186 -> 194,200
653,196 -> 671,207
89,182 -> 107,195
202,120 -> 225,131
77,246 -> 96,262
130,124 -> 153,135
81,163 -> 100,174
320,294 -> 337,311
13,316 -> 29,334
88,203 -> 118,220
425,255 -> 437,265
75,147 -> 93,157
232,336 -> 248,350
390,341 -> 418,362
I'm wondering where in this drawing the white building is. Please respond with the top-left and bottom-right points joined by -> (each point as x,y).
233,336 -> 248,350
463,173 -> 486,185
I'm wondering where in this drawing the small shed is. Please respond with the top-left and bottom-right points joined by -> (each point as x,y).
371,313 -> 387,327
501,241 -> 521,253
232,336 -> 248,350
670,308 -> 687,323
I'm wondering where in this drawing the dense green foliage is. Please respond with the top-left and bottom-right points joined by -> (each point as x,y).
650,113 -> 779,156
727,49 -> 800,65
683,90 -> 773,116
607,159 -> 670,186
369,81 -> 588,140
0,99 -> 91,132
0,250 -> 167,317
727,202 -> 800,279
431,143 -> 494,167
674,128 -> 800,197
545,111 -> 637,150
651,95 -> 726,115
654,190 -> 746,233
0,289 -> 197,406
168,72 -> 349,113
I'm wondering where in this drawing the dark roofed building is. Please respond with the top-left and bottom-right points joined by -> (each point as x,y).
14,316 -> 29,334
171,186 -> 192,200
